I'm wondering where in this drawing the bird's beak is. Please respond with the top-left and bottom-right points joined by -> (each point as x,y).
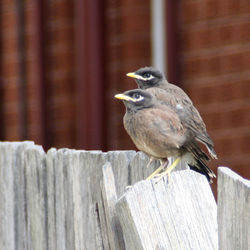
126,72 -> 137,78
126,72 -> 144,80
114,93 -> 136,102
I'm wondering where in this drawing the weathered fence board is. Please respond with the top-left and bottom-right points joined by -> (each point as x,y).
0,141 -> 36,250
25,146 -> 47,250
101,162 -> 125,250
0,142 -> 17,250
0,141 -> 249,250
0,142 -> 159,250
116,170 -> 218,250
218,167 -> 250,250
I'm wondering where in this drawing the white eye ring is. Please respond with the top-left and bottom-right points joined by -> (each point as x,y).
132,95 -> 144,102
144,75 -> 154,81
134,74 -> 155,81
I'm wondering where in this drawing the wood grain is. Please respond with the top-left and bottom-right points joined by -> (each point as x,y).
116,170 -> 218,250
1,142 -> 247,250
218,167 -> 250,250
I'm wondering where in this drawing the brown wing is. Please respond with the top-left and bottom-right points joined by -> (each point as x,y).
146,85 -> 217,159
124,105 -> 186,159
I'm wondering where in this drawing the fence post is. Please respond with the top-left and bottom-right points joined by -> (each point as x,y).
6,142 -> 249,249
116,170 -> 218,250
218,167 -> 250,250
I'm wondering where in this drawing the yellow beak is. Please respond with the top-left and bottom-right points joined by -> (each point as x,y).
114,93 -> 136,102
126,72 -> 137,78
126,72 -> 145,80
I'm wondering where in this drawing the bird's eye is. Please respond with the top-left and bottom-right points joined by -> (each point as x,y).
143,73 -> 151,78
134,93 -> 141,99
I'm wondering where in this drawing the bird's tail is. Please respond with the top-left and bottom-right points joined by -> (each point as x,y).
197,137 -> 218,159
188,158 -> 216,183
206,143 -> 218,159
184,141 -> 216,183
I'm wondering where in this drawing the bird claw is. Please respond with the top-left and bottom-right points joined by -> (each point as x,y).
146,157 -> 154,168
154,171 -> 170,184
125,185 -> 133,191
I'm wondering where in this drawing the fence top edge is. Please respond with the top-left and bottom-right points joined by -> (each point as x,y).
0,141 -> 35,146
117,169 -> 212,201
218,166 -> 250,187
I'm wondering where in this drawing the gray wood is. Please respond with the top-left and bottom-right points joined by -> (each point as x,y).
0,141 -> 220,250
0,141 -> 35,250
14,141 -> 38,250
129,153 -> 188,186
101,162 -> 125,250
116,170 -> 218,250
107,150 -> 136,197
24,146 -> 47,250
46,148 -> 57,250
129,151 -> 160,184
218,167 -> 250,250
53,148 -> 77,250
78,150 -> 110,250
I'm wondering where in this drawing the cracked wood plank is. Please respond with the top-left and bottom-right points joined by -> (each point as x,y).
0,141 -> 218,250
116,170 -> 218,250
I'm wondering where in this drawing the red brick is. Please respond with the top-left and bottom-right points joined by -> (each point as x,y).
188,85 -> 215,106
3,126 -> 21,141
203,0 -> 220,20
182,20 -> 250,51
3,85 -> 19,103
182,50 -> 250,79
1,12 -> 18,31
239,81 -> 250,99
1,63 -> 19,78
215,136 -> 235,156
237,134 -> 250,155
226,107 -> 250,128
181,2 -> 199,23
181,0 -> 250,23
3,110 -> 20,130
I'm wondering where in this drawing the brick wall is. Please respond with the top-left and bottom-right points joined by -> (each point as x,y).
0,1 -> 21,140
42,0 -> 75,148
104,0 -> 151,150
0,0 -> 76,149
0,0 -> 249,181
178,0 -> 250,179
0,0 -> 152,151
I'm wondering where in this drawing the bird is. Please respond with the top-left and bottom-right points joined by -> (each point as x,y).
126,67 -> 217,180
115,89 -> 216,183
126,67 -> 217,160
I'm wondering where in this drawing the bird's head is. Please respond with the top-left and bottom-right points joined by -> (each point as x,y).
126,67 -> 165,89
115,89 -> 154,111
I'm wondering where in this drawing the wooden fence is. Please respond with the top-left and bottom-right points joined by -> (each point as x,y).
0,141 -> 249,250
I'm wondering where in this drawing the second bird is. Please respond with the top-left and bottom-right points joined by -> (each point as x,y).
126,67 -> 217,160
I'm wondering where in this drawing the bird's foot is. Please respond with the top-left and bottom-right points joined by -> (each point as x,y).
125,185 -> 133,191
146,165 -> 164,180
146,159 -> 168,180
146,157 -> 154,168
153,157 -> 181,183
154,171 -> 171,184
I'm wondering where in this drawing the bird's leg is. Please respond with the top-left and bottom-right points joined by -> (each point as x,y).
146,157 -> 154,168
155,157 -> 181,182
146,159 -> 168,180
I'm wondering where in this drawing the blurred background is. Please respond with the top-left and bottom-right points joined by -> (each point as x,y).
0,0 -> 249,181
